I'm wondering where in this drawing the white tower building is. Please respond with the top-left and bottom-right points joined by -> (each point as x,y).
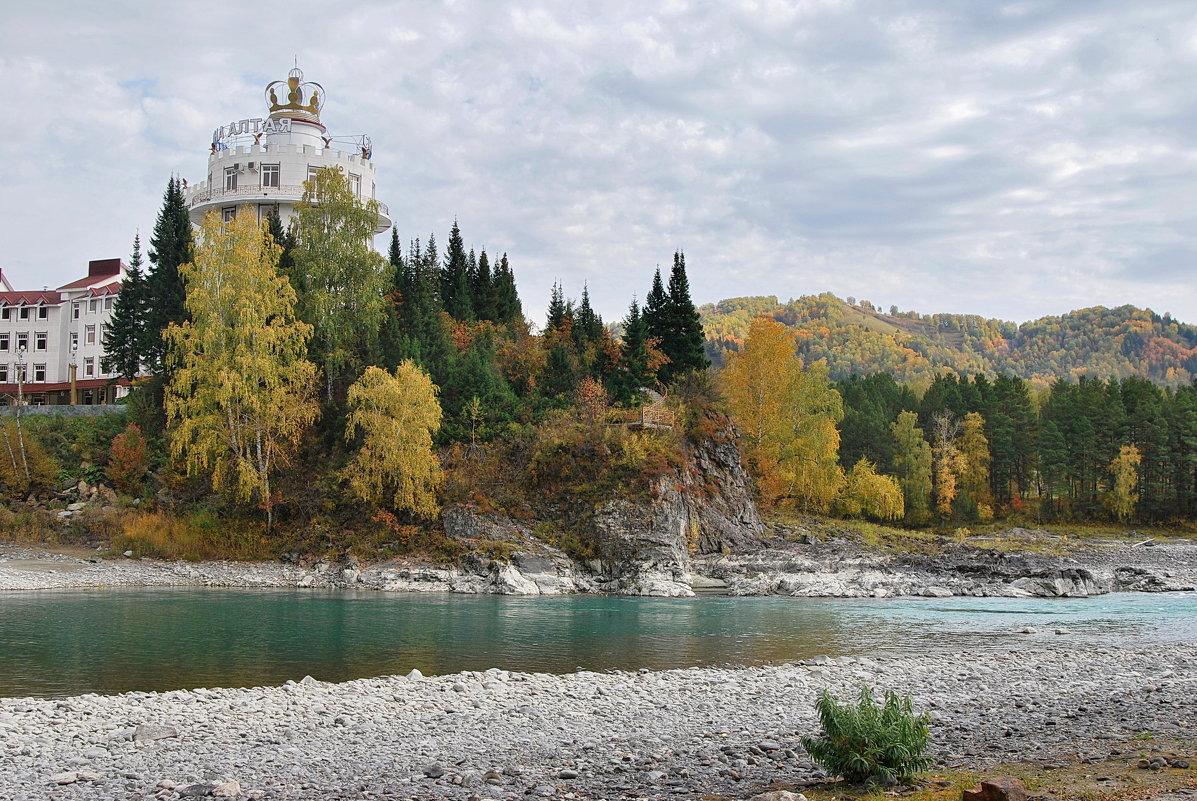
184,66 -> 390,233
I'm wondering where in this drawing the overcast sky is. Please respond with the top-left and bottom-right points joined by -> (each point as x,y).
2,1 -> 1196,327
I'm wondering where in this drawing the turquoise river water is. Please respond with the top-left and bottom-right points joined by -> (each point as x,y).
1,588 -> 1194,697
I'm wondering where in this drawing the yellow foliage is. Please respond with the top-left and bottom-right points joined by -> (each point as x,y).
0,419 -> 58,495
721,316 -> 844,512
166,208 -> 320,526
1106,444 -> 1141,522
343,363 -> 443,519
840,458 -> 904,521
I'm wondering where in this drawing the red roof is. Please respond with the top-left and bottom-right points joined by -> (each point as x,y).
0,291 -> 62,305
57,275 -> 108,291
85,283 -> 120,297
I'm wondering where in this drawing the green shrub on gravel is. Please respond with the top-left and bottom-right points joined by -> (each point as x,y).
800,685 -> 933,785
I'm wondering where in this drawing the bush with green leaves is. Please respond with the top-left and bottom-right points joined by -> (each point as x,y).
800,685 -> 933,785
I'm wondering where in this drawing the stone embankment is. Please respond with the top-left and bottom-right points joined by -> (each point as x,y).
3,534 -> 1194,598
1,644 -> 1193,800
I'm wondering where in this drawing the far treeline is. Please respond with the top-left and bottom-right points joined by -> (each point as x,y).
3,169 -> 1193,559
702,294 -> 1197,388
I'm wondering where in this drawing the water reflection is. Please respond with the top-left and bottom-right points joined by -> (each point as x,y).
0,589 -> 1193,697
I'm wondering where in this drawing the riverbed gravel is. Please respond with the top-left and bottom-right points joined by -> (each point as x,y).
1,644 -> 1193,800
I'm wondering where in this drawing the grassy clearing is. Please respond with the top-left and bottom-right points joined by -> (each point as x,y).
764,512 -> 1197,556
763,738 -> 1195,801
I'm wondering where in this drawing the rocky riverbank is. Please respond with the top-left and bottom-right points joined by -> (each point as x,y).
3,532 -> 1194,598
1,644 -> 1193,800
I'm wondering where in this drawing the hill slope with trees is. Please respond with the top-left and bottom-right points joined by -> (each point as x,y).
701,294 -> 1197,388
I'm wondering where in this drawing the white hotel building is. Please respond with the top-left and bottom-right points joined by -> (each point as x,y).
0,259 -> 127,406
0,65 -> 387,407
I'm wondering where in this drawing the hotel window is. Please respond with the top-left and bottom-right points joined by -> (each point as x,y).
85,357 -> 94,377
86,325 -> 96,345
38,306 -> 48,319
261,163 -> 280,188
35,332 -> 46,351
0,365 -> 7,382
16,333 -> 28,351
224,166 -> 238,191
104,298 -> 113,310
73,302 -> 80,319
349,173 -> 361,197
33,364 -> 45,383
222,207 -> 237,223
19,307 -> 29,320
70,332 -> 78,350
258,203 -> 278,223
307,165 -> 320,184
0,334 -> 8,351
1,308 -> 9,320
89,299 -> 99,313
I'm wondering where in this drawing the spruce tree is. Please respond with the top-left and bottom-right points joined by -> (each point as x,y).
574,284 -> 603,348
660,251 -> 708,383
644,267 -> 668,346
145,176 -> 193,373
442,220 -> 473,320
492,253 -> 522,324
102,234 -> 148,380
472,249 -> 495,321
266,209 -> 295,278
608,298 -> 653,403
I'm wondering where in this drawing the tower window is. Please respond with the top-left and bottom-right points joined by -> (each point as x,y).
224,166 -> 238,191
261,164 -> 280,188
349,173 -> 361,197
222,207 -> 237,223
307,166 -> 320,184
258,203 -> 279,223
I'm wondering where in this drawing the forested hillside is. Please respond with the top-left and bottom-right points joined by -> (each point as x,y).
701,294 -> 1197,388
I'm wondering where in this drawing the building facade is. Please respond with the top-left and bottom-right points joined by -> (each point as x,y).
184,66 -> 390,233
0,259 -> 129,406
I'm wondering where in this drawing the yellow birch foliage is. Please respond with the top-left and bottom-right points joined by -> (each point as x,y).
891,411 -> 932,524
958,411 -> 993,519
720,316 -> 844,512
343,363 -> 443,518
166,208 -> 319,526
840,458 -> 904,520
1106,444 -> 1141,522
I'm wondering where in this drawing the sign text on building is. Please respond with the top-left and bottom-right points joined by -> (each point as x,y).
211,117 -> 293,146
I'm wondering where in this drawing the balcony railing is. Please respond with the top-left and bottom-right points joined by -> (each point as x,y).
188,185 -> 389,217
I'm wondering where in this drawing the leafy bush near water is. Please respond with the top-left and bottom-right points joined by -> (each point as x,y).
800,685 -> 933,785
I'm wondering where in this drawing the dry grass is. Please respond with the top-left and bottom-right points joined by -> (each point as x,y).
112,510 -> 275,562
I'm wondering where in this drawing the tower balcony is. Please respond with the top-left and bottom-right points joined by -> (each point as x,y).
186,184 -> 391,234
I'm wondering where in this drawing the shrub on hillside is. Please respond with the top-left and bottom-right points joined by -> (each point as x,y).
800,685 -> 933,785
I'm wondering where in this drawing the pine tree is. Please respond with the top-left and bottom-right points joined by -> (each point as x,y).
608,298 -> 652,403
145,176 -> 193,373
661,250 -> 709,382
102,234 -> 148,380
574,284 -> 603,347
265,209 -> 295,278
546,282 -> 570,333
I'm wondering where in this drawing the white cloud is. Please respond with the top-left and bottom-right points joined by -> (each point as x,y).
0,0 -> 1195,326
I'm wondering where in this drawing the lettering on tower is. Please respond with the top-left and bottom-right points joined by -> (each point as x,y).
211,118 -> 292,149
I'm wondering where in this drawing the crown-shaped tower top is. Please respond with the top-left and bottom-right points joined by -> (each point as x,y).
264,65 -> 325,123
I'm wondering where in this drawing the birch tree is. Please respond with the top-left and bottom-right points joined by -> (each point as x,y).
166,208 -> 319,528
291,166 -> 388,401
343,362 -> 443,518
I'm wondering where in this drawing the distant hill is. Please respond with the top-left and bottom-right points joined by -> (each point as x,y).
700,294 -> 1197,388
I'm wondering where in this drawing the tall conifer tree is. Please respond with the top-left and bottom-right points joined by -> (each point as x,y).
102,234 -> 148,380
492,253 -> 522,324
660,250 -> 708,383
145,176 -> 193,372
442,220 -> 473,320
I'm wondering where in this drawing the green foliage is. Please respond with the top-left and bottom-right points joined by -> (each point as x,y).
103,233 -> 148,380
145,176 -> 193,374
800,685 -> 934,785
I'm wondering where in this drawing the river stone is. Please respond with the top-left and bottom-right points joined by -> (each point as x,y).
406,668 -> 423,680
963,777 -> 1028,801
750,792 -> 808,801
424,763 -> 445,778
558,769 -> 579,779
133,723 -> 178,742
212,780 -> 241,797
51,772 -> 78,785
179,783 -> 217,797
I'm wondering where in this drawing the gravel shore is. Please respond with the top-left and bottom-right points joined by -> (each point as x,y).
1,644 -> 1193,800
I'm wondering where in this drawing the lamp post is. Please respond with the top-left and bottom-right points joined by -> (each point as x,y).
69,344 -> 78,406
16,345 -> 25,409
